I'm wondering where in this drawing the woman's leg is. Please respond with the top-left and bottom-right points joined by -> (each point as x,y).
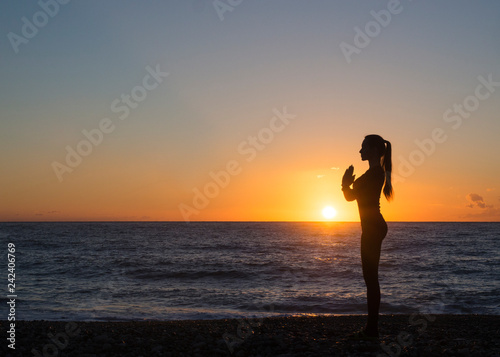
361,223 -> 387,336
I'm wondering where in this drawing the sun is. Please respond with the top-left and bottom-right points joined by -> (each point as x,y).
322,206 -> 337,220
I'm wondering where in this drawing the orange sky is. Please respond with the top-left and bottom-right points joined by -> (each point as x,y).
1,2 -> 499,222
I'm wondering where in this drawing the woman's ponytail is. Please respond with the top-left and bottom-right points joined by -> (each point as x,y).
382,140 -> 393,200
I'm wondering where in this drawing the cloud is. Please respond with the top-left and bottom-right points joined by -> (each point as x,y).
463,194 -> 500,220
34,210 -> 59,217
466,193 -> 488,208
462,206 -> 500,220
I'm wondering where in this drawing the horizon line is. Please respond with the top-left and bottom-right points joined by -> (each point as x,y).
1,220 -> 499,223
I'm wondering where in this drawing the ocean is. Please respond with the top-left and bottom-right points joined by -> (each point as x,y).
1,222 -> 499,321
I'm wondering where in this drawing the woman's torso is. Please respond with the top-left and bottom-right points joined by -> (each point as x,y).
353,166 -> 386,230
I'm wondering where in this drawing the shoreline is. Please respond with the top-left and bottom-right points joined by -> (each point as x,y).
2,314 -> 499,356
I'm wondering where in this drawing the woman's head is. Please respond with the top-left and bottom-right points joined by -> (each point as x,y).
360,135 -> 386,162
361,134 -> 393,200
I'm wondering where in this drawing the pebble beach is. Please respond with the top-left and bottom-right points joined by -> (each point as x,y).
3,314 -> 500,356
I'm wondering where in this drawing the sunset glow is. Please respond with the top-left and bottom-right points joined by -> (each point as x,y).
1,2 -> 499,222
322,206 -> 337,220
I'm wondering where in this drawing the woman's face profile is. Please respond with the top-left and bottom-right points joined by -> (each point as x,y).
359,140 -> 371,161
359,139 -> 380,161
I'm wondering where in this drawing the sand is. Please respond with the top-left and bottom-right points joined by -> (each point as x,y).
2,314 -> 500,356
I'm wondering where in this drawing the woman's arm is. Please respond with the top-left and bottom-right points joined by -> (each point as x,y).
342,165 -> 356,201
342,185 -> 356,201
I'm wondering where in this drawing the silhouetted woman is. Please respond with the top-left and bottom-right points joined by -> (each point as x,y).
342,134 -> 393,340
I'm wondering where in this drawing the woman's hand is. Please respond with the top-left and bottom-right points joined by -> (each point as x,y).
342,165 -> 355,187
